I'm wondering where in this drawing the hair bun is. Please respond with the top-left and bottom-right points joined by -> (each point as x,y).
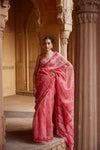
43,36 -> 54,43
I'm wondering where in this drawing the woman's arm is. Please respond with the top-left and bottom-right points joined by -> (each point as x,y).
33,55 -> 41,96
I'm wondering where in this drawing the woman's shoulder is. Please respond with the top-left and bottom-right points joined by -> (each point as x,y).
36,54 -> 43,60
55,51 -> 73,68
38,53 -> 46,59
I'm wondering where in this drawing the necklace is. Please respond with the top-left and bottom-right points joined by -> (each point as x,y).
42,50 -> 54,61
46,49 -> 52,54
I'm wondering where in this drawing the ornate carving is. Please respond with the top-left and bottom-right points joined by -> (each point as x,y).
76,12 -> 98,24
56,0 -> 64,24
57,12 -> 64,24
56,0 -> 63,13
61,38 -> 68,45
0,0 -> 10,32
56,1 -> 73,58
2,0 -> 10,8
63,7 -> 73,24
56,0 -> 73,25
0,14 -> 8,31
73,0 -> 100,12
73,0 -> 100,24
61,30 -> 71,43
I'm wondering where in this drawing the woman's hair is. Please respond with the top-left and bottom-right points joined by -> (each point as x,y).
43,36 -> 54,43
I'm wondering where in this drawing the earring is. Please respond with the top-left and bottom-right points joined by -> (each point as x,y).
51,45 -> 53,49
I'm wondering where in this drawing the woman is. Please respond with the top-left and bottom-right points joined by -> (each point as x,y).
32,36 -> 74,150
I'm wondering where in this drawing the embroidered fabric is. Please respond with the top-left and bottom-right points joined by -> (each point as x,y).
32,51 -> 74,150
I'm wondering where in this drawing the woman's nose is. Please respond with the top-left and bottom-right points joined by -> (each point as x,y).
46,44 -> 49,47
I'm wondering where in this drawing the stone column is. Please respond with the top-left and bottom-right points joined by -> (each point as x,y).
56,0 -> 73,59
0,1 -> 9,149
73,0 -> 100,150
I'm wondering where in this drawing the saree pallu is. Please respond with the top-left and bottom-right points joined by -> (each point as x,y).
32,51 -> 74,150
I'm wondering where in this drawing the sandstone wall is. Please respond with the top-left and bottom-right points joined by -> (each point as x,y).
2,1 -> 15,96
3,0 -> 61,96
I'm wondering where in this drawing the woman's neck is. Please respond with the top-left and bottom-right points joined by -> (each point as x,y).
46,49 -> 52,54
44,49 -> 53,56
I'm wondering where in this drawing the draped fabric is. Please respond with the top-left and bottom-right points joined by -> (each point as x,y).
32,51 -> 74,150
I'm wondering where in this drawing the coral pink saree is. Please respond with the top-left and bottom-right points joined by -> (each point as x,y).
32,51 -> 74,150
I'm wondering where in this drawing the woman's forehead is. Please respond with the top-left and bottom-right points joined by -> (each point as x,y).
43,39 -> 52,43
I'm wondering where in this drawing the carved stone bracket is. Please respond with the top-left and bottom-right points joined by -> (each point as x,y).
56,0 -> 73,25
56,0 -> 63,24
0,14 -> 8,32
0,0 -> 10,32
63,7 -> 73,25
2,0 -> 10,8
56,0 -> 73,58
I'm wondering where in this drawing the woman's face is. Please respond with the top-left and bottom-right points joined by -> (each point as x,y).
43,39 -> 53,51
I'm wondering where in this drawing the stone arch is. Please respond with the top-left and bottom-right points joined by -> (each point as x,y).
24,2 -> 41,93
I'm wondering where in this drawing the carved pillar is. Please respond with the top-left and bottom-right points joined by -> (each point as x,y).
60,30 -> 70,58
0,1 -> 9,150
56,0 -> 73,59
73,0 -> 100,150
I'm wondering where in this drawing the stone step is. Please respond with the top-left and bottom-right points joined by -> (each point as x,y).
6,130 -> 69,150
4,96 -> 70,150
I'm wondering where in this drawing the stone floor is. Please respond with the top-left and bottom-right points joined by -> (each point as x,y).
4,95 -> 68,150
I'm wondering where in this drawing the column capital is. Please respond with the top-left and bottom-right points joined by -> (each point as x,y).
61,30 -> 70,43
73,0 -> 100,12
60,30 -> 69,58
76,12 -> 98,24
73,0 -> 100,24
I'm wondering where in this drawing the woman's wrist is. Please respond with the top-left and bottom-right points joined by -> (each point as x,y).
33,86 -> 37,97
33,87 -> 36,90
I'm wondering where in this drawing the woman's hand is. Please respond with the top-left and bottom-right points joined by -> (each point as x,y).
49,71 -> 55,77
33,87 -> 37,97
